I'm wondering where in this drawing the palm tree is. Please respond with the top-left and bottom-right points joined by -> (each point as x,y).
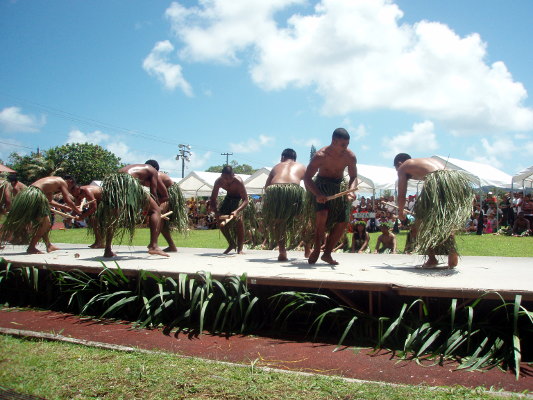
25,154 -> 64,181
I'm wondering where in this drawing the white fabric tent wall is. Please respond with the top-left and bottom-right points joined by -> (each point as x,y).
243,167 -> 271,195
177,171 -> 251,198
432,155 -> 512,188
512,166 -> 533,189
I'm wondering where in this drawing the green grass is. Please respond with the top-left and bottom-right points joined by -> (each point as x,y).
49,228 -> 533,257
0,335 -> 513,400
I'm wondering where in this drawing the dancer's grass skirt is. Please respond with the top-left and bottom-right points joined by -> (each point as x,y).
414,170 -> 474,255
165,183 -> 188,234
262,183 -> 304,248
0,179 -> 9,213
0,186 -> 50,245
95,173 -> 149,244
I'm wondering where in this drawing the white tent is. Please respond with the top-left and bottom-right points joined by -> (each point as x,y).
357,164 -> 397,191
243,167 -> 271,195
512,166 -> 533,189
432,155 -> 512,188
177,171 -> 251,198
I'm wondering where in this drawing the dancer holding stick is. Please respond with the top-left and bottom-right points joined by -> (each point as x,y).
262,148 -> 306,261
209,165 -> 249,255
0,175 -> 81,254
304,128 -> 358,265
394,154 -> 473,268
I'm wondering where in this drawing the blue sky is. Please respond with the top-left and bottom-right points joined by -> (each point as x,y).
1,0 -> 532,179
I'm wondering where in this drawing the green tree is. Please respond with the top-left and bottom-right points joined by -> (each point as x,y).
310,145 -> 317,161
46,143 -> 122,185
7,143 -> 122,185
205,160 -> 257,175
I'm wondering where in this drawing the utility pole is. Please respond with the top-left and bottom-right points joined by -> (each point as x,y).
221,152 -> 233,166
176,144 -> 191,178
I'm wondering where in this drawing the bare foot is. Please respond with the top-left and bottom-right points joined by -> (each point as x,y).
447,253 -> 458,269
321,254 -> 339,265
237,249 -> 245,255
308,249 -> 320,264
278,252 -> 288,261
27,247 -> 44,254
46,245 -> 60,253
223,245 -> 235,255
422,261 -> 439,269
89,243 -> 105,249
103,250 -> 117,258
163,246 -> 178,252
148,248 -> 170,257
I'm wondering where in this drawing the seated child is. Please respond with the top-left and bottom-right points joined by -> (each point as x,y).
374,223 -> 397,254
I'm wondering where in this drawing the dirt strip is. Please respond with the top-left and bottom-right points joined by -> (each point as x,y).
0,308 -> 531,393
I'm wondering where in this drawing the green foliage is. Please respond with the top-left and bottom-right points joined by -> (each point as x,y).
7,143 -> 121,185
271,291 -> 533,379
206,160 -> 257,175
46,143 -> 122,185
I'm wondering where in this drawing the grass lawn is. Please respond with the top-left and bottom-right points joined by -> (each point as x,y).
49,228 -> 533,257
0,335 -> 510,400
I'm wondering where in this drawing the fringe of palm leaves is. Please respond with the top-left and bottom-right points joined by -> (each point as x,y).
1,261 -> 531,378
414,170 -> 474,255
0,179 -> 9,211
0,186 -> 51,245
166,183 -> 188,234
95,173 -> 149,244
262,184 -> 305,249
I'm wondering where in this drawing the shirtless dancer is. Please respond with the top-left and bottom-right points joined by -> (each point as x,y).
100,161 -> 169,258
0,174 -> 27,214
0,176 -> 81,254
209,165 -> 249,255
71,184 -> 103,248
304,128 -> 357,265
155,171 -> 188,253
394,154 -> 473,268
263,148 -> 306,261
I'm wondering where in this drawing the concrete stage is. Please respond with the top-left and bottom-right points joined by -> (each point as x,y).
1,244 -> 532,302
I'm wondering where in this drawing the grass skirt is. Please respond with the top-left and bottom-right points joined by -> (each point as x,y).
262,183 -> 304,248
95,173 -> 149,244
0,186 -> 50,245
165,183 -> 188,234
414,170 -> 473,255
0,180 -> 9,213
314,176 -> 350,229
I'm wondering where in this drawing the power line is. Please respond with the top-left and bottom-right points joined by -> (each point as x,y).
0,91 -> 274,167
0,140 -> 34,150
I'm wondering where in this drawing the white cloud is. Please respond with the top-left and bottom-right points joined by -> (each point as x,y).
143,40 -> 193,95
465,137 -> 519,169
342,119 -> 367,140
381,120 -> 438,158
0,107 -> 46,133
230,134 -> 274,153
66,129 -> 109,145
165,0 -> 533,134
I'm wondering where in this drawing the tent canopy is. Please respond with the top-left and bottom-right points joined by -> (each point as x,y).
512,166 -> 533,188
243,167 -> 271,195
432,155 -> 512,188
178,171 -> 250,198
0,164 -> 16,173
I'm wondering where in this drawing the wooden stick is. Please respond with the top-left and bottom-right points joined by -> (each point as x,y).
51,208 -> 77,219
161,210 -> 173,221
80,198 -> 87,208
325,187 -> 358,201
218,214 -> 232,220
382,202 -> 414,215
219,214 -> 234,227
